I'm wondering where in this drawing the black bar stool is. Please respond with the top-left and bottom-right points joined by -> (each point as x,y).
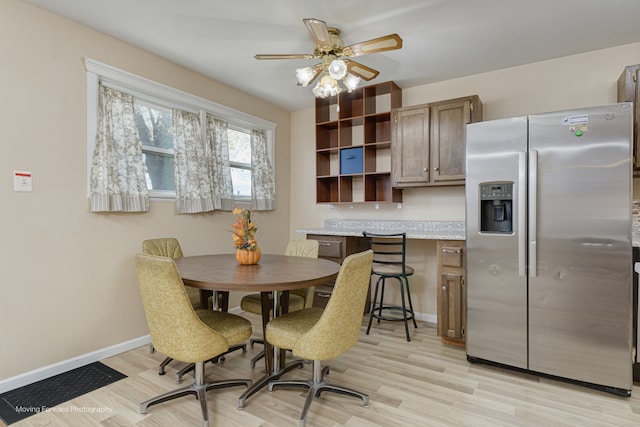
362,232 -> 418,341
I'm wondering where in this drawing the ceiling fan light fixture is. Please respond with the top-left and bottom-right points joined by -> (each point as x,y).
328,59 -> 347,80
313,74 -> 341,98
256,19 -> 403,100
343,73 -> 361,92
296,66 -> 316,86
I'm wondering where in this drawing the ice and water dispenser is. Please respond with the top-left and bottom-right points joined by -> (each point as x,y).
479,182 -> 513,233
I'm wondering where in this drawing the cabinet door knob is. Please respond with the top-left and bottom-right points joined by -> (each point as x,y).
434,167 -> 439,172
423,168 -> 427,172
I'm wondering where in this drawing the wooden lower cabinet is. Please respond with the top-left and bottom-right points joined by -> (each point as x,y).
306,234 -> 370,313
311,284 -> 334,309
437,240 -> 466,346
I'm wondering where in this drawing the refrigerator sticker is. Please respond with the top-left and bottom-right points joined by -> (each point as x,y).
561,114 -> 588,126
568,125 -> 588,136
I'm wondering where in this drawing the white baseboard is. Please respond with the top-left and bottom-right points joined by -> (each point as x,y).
414,311 -> 437,326
0,308 -> 250,394
0,335 -> 151,394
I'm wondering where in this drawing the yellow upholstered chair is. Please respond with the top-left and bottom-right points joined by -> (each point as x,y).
240,239 -> 319,369
142,238 -> 243,381
135,253 -> 252,427
265,249 -> 373,427
142,238 -> 200,308
362,232 -> 418,341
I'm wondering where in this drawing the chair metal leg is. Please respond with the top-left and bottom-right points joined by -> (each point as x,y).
194,363 -> 209,426
398,276 -> 411,342
238,357 -> 305,409
250,346 -> 297,371
250,349 -> 265,369
366,276 -> 382,335
175,343 -> 247,383
367,274 -> 417,341
403,276 -> 418,328
267,360 -> 368,427
140,382 -> 199,415
377,278 -> 387,324
141,361 -> 252,427
158,356 -> 173,375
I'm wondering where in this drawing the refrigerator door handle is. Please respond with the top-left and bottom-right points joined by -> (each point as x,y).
529,150 -> 538,277
518,152 -> 526,277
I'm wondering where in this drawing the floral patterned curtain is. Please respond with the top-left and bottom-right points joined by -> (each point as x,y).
251,129 -> 275,210
206,115 -> 234,211
89,85 -> 149,212
173,109 -> 215,213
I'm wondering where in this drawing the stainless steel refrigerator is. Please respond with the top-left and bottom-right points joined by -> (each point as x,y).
465,103 -> 634,396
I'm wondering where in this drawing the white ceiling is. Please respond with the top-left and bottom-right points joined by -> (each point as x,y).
23,0 -> 640,111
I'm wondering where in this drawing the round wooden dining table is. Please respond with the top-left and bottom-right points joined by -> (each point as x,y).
175,253 -> 339,294
173,253 -> 341,407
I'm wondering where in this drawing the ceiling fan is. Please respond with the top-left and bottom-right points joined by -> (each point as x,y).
255,18 -> 403,97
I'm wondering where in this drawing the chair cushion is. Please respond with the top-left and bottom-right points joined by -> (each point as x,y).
194,309 -> 252,347
240,292 -> 305,314
371,262 -> 414,276
265,307 -> 324,351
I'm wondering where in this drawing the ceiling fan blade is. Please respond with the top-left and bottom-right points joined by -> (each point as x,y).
303,18 -> 333,52
345,60 -> 379,81
254,53 -> 315,60
343,34 -> 403,57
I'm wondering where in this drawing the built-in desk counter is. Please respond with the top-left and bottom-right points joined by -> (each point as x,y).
295,219 -> 466,241
296,219 -> 466,345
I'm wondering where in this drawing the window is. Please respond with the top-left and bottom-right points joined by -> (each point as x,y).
85,58 -> 276,207
135,100 -> 175,195
228,127 -> 251,198
133,100 -> 255,199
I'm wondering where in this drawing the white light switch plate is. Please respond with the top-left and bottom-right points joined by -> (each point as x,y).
13,170 -> 32,192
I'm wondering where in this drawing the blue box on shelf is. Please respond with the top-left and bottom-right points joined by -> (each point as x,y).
340,147 -> 363,174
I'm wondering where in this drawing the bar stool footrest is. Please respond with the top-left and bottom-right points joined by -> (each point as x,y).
370,305 -> 414,322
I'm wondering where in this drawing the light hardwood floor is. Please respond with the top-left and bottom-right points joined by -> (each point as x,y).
6,315 -> 640,427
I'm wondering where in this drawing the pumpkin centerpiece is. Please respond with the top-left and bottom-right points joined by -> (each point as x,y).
231,208 -> 261,265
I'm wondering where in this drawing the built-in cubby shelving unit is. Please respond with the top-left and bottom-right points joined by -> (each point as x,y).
315,81 -> 402,204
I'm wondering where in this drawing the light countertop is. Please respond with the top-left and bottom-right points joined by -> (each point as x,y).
297,219 -> 640,246
296,219 -> 466,240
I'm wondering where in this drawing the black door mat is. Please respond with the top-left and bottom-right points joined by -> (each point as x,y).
0,362 -> 126,425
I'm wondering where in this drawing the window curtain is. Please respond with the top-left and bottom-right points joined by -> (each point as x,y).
206,115 -> 235,211
89,85 -> 149,212
251,129 -> 276,210
172,109 -> 215,213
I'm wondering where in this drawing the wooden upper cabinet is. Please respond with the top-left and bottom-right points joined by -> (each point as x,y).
431,98 -> 473,183
392,106 -> 430,186
617,64 -> 640,174
392,95 -> 482,188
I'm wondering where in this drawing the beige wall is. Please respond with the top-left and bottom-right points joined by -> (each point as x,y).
290,42 -> 640,321
1,0 -> 291,381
